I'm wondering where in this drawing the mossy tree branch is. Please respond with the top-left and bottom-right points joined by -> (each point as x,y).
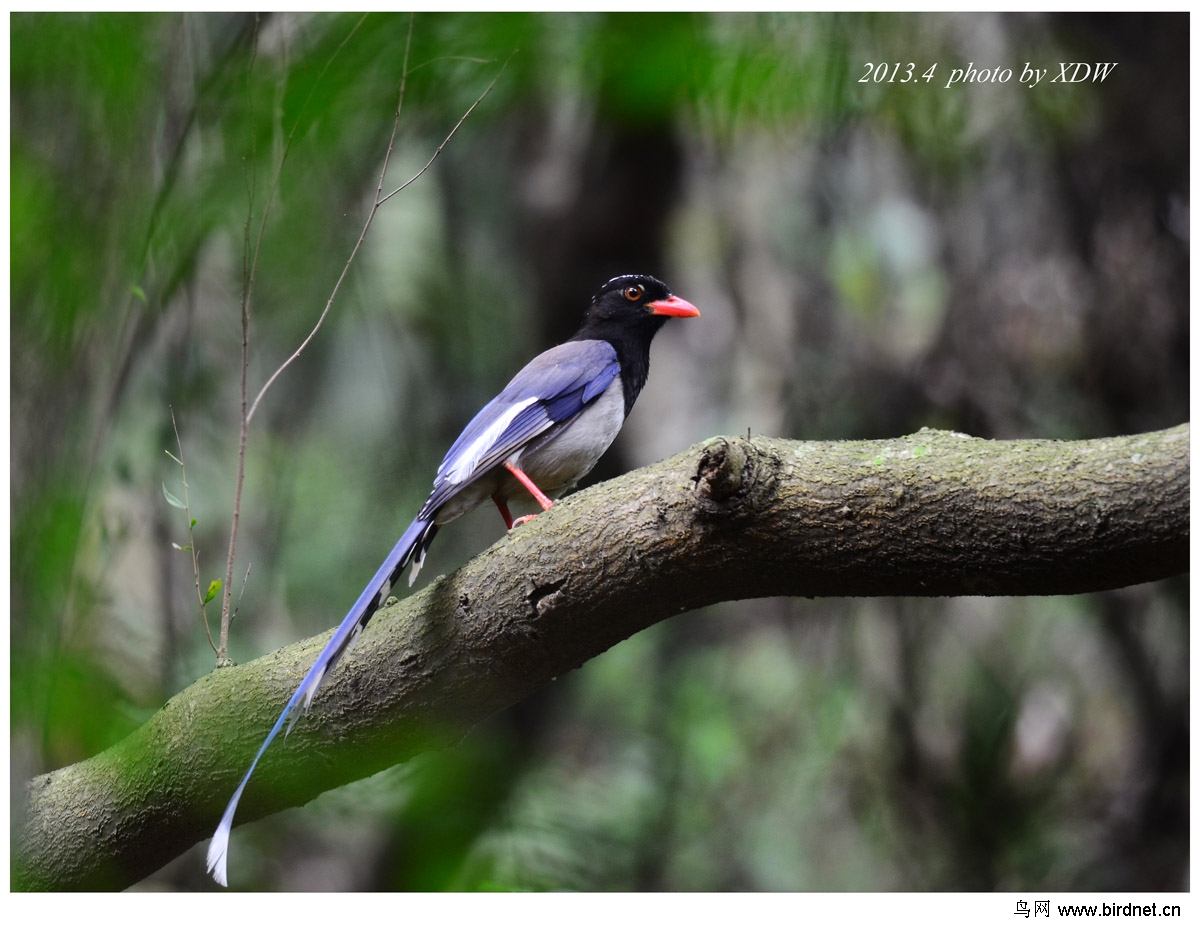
13,424 -> 1188,890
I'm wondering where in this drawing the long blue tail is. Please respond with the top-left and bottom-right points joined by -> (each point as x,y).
205,515 -> 438,886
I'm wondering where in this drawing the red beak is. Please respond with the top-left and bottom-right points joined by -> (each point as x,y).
647,294 -> 701,318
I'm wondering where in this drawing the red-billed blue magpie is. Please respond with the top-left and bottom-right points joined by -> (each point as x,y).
206,274 -> 699,885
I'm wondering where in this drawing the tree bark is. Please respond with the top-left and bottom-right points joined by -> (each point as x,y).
12,424 -> 1189,891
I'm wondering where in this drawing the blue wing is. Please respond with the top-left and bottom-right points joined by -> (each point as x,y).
421,339 -> 619,516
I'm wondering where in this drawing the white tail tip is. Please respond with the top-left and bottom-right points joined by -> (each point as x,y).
206,819 -> 231,887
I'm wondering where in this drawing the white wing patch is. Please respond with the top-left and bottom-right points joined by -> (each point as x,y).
440,397 -> 539,484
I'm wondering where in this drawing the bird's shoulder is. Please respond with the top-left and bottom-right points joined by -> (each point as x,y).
496,338 -> 619,405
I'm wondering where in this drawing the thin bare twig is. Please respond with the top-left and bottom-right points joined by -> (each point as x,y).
245,31 -> 514,422
377,51 -> 514,208
231,562 -> 252,627
215,13 -> 507,667
245,15 -> 415,426
166,407 -> 218,655
215,13 -> 372,663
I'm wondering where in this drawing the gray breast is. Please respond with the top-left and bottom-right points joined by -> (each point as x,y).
511,378 -> 626,495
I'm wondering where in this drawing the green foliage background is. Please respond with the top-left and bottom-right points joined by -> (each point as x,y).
10,12 -> 1188,891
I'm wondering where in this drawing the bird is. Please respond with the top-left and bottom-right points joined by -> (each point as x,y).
205,273 -> 699,885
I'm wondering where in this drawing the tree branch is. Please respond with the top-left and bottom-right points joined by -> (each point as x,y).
13,424 -> 1188,890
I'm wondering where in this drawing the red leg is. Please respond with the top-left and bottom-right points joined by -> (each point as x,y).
491,494 -> 515,530
504,460 -> 554,525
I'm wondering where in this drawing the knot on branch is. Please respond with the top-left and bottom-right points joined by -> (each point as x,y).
694,437 -> 754,511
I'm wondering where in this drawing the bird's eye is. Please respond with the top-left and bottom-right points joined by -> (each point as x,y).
623,285 -> 644,302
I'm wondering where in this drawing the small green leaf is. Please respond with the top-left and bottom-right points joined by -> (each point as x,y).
165,449 -> 183,466
162,482 -> 186,510
204,579 -> 222,605
190,518 -> 197,528
131,284 -> 147,303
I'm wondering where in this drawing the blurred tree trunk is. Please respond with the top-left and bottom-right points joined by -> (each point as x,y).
516,13 -> 688,356
12,423 -> 1188,891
